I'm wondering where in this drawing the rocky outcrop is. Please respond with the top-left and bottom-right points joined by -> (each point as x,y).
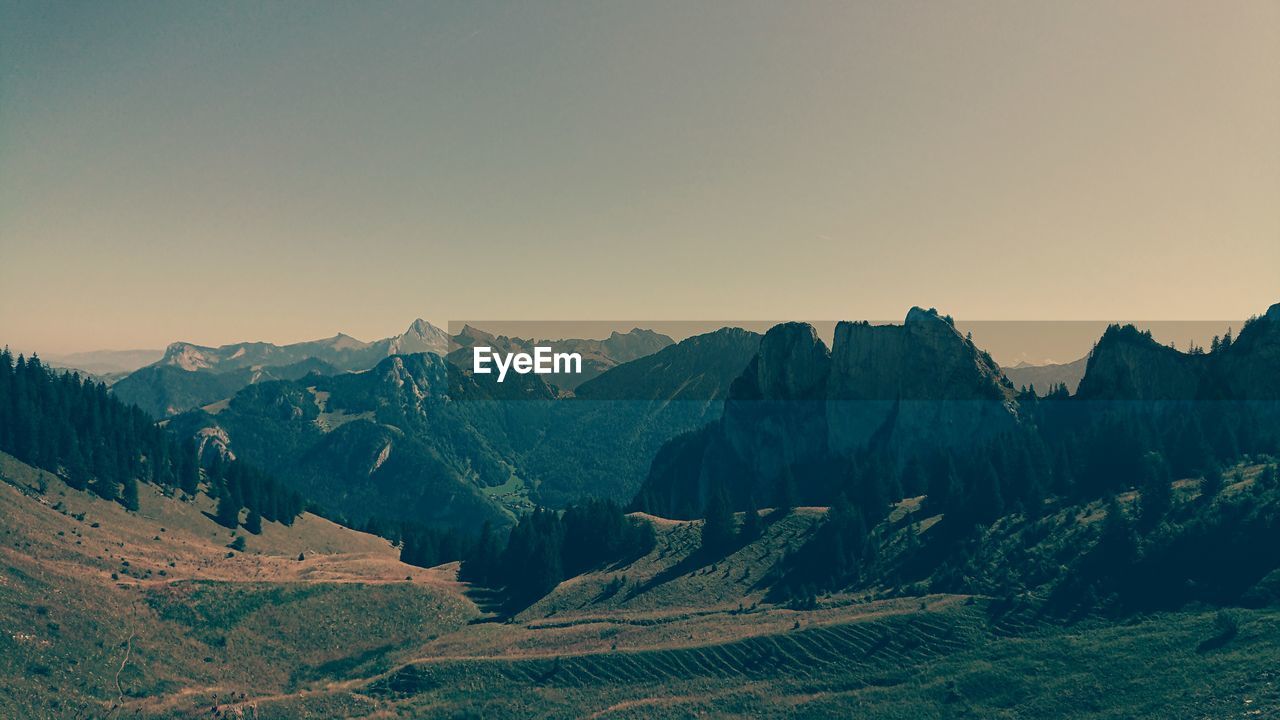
826,308 -> 1017,457
1215,302 -> 1280,401
634,308 -> 1022,516
1075,304 -> 1280,403
1074,325 -> 1205,401
720,323 -> 831,487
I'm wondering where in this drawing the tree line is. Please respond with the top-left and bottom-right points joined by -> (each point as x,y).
0,348 -> 301,526
397,499 -> 657,612
208,453 -> 304,533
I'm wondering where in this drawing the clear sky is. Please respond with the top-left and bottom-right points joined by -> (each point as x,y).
2,1 -> 1277,355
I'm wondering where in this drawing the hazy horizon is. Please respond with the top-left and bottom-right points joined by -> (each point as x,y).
3,1 -> 1278,356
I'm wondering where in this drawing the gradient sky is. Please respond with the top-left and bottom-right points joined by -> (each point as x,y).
2,1 -> 1278,355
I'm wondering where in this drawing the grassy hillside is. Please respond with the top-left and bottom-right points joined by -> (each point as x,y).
236,506 -> 1279,719
0,451 -> 475,718
4,450 -> 1278,718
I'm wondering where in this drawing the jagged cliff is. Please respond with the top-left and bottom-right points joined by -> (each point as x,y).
1217,302 -> 1280,400
1076,302 -> 1280,402
634,308 -> 1021,516
720,323 -> 831,486
826,307 -> 1017,458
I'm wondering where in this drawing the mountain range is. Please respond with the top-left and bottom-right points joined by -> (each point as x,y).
1001,355 -> 1089,395
112,320 -> 674,418
4,302 -> 1280,719
60,302 -> 1280,536
42,348 -> 164,375
164,327 -> 760,528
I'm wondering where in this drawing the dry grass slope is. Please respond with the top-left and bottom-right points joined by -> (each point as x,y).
4,451 -> 1278,718
0,452 -> 476,718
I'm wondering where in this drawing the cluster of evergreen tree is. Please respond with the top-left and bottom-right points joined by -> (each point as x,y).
456,499 -> 655,611
0,348 -> 303,528
398,521 -> 471,568
775,493 -> 872,598
207,454 -> 303,533
767,384 -> 1270,598
932,460 -> 1280,616
0,350 -> 198,509
697,484 -> 764,557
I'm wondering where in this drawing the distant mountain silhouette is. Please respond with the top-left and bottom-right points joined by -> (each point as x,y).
446,327 -> 674,390
1002,356 -> 1088,395
527,327 -> 762,506
43,348 -> 163,376
113,321 -> 673,417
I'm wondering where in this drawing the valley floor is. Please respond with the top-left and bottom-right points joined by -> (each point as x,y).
2,452 -> 1277,719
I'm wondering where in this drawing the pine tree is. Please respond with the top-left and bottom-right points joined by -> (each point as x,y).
774,467 -> 797,516
65,440 -> 90,491
178,441 -> 200,496
969,460 -> 1004,524
927,455 -> 961,513
1096,493 -> 1138,571
91,471 -> 118,502
1201,465 -> 1224,502
701,488 -> 735,555
121,476 -> 140,512
1138,451 -> 1172,528
215,492 -> 242,529
739,493 -> 762,542
1263,464 -> 1279,489
461,520 -> 500,585
244,506 -> 263,535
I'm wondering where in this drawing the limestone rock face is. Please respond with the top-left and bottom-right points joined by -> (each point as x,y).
668,309 -> 1020,507
826,308 -> 1017,457
721,323 -> 831,490
1065,304 -> 1280,455
1216,303 -> 1280,401
1075,302 -> 1280,403
1074,326 -> 1204,401
753,322 -> 831,401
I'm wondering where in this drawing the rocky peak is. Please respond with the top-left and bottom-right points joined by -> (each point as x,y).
388,319 -> 451,356
324,332 -> 369,351
599,328 -> 676,363
406,318 -> 446,338
372,352 -> 449,404
161,342 -> 213,372
825,308 -> 1017,456
754,322 -> 830,401
454,324 -> 497,346
904,305 -> 954,329
1075,325 -> 1203,401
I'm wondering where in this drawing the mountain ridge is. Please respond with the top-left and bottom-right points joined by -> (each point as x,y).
116,321 -> 675,417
